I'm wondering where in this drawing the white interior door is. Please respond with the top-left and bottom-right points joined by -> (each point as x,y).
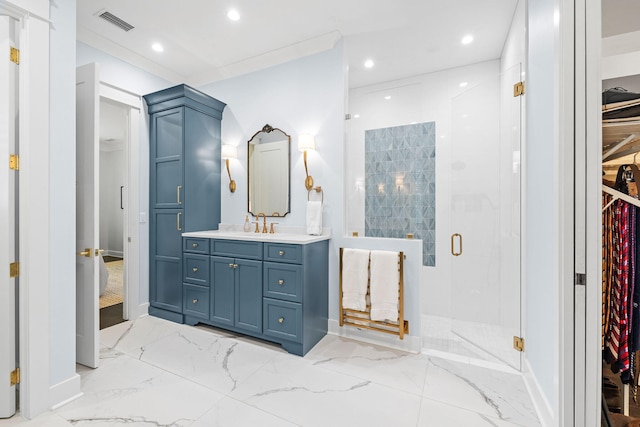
76,63 -> 100,368
450,64 -> 522,370
0,15 -> 18,418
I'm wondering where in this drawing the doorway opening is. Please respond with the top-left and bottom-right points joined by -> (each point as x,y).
98,98 -> 129,330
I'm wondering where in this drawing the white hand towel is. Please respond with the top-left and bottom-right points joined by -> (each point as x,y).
369,250 -> 400,321
341,249 -> 370,311
306,200 -> 323,235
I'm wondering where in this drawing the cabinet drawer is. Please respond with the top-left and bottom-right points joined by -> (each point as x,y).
183,284 -> 209,319
264,243 -> 302,264
183,238 -> 210,254
263,298 -> 302,343
212,239 -> 263,260
263,262 -> 302,303
183,254 -> 210,286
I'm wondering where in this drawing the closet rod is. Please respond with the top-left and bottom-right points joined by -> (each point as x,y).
602,185 -> 640,209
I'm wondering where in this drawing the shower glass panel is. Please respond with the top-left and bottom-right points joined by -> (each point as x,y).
450,64 -> 522,370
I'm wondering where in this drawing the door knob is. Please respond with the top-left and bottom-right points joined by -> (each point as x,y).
77,248 -> 92,258
95,249 -> 105,257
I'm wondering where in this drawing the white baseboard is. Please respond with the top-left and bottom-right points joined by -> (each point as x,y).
522,357 -> 554,427
327,319 -> 421,353
49,374 -> 82,410
130,302 -> 149,320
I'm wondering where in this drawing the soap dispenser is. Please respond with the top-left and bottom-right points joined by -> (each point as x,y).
243,215 -> 251,232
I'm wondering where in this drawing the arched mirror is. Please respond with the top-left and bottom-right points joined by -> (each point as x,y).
248,124 -> 291,217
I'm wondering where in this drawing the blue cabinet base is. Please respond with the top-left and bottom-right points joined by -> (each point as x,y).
183,315 -> 324,356
149,306 -> 185,324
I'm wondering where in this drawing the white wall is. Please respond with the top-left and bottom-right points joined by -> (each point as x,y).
49,0 -> 80,399
525,0 -> 559,417
347,60 -> 500,320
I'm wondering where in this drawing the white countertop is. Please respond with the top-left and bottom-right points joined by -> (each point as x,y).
182,229 -> 331,244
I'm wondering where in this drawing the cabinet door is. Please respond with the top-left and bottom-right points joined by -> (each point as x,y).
150,209 -> 183,312
151,108 -> 183,208
235,259 -> 263,334
211,256 -> 235,326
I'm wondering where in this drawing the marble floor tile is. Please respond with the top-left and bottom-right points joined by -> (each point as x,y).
55,350 -> 225,427
418,398 -> 530,427
305,334 -> 430,395
191,397 -> 298,427
230,351 -> 422,427
137,324 -> 281,394
5,316 -> 541,427
423,357 -> 540,426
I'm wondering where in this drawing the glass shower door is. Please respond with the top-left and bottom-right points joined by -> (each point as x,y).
450,64 -> 522,370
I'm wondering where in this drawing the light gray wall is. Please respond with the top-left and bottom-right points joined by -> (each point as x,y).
525,0 -> 558,408
49,0 -> 77,388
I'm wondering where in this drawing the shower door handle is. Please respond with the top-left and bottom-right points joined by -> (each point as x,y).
451,233 -> 462,256
120,186 -> 124,210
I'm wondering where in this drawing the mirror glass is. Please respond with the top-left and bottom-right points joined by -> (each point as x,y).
248,124 -> 291,217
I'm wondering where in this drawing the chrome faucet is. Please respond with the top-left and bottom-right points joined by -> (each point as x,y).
256,212 -> 268,233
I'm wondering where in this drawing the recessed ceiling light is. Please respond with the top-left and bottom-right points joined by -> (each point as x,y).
364,59 -> 374,69
227,9 -> 240,21
384,95 -> 391,100
461,35 -> 474,45
152,43 -> 164,52
459,82 -> 468,87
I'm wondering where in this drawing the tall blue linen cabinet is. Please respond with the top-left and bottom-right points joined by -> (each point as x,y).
143,84 -> 226,322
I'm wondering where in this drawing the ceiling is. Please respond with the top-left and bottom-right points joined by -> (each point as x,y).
77,0 -> 518,90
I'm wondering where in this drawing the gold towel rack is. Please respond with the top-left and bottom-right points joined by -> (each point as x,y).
308,186 -> 323,203
338,248 -> 408,339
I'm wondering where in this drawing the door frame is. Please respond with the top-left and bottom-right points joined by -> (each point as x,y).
98,82 -> 142,320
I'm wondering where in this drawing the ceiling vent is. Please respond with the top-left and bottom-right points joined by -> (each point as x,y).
97,10 -> 134,32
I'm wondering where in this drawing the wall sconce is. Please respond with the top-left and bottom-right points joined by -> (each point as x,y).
298,134 -> 316,191
221,144 -> 237,193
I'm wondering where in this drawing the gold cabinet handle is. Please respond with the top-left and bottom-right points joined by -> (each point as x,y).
278,317 -> 285,324
95,249 -> 105,257
192,243 -> 198,248
177,212 -> 182,231
77,248 -> 92,258
233,264 -> 238,269
192,299 -> 198,304
451,233 -> 462,256
278,250 -> 285,256
177,185 -> 182,205
278,279 -> 284,286
229,263 -> 234,268
192,267 -> 198,273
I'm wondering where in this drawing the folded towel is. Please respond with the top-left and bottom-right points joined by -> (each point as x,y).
341,249 -> 370,311
306,200 -> 323,235
369,250 -> 400,321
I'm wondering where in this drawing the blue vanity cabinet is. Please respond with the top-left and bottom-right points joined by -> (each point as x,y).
145,85 -> 225,322
182,236 -> 329,356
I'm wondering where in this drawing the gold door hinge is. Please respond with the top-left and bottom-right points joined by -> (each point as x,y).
10,47 -> 19,65
9,154 -> 19,171
9,262 -> 19,278
513,81 -> 525,97
10,368 -> 19,386
513,336 -> 525,352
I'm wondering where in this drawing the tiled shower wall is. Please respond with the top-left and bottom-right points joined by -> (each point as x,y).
365,122 -> 436,266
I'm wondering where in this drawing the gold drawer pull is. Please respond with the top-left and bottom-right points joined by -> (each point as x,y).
229,263 -> 234,268
192,267 -> 198,273
278,279 -> 284,286
278,317 -> 285,324
192,243 -> 198,248
278,250 -> 285,256
192,299 -> 198,304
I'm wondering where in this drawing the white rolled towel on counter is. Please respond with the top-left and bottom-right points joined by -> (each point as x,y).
369,250 -> 400,321
341,249 -> 370,311
306,200 -> 323,235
